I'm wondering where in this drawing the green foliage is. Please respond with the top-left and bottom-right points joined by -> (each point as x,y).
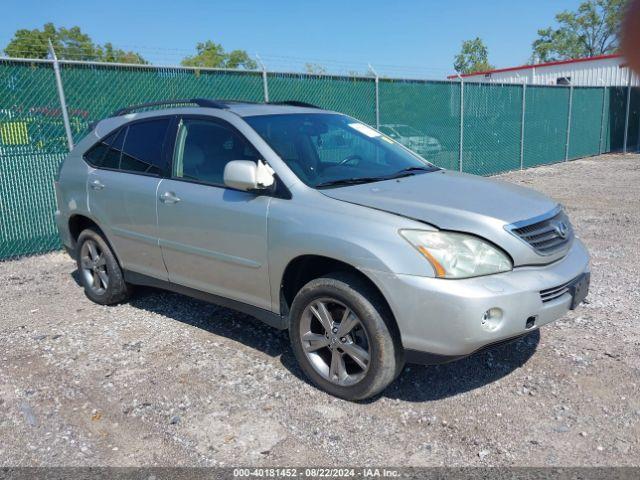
5,23 -> 95,59
181,41 -> 257,69
453,37 -> 494,74
3,23 -> 147,63
304,63 -> 328,75
532,0 -> 625,62
100,43 -> 147,64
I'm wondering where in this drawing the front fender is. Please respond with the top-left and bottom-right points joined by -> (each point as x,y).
267,195 -> 437,313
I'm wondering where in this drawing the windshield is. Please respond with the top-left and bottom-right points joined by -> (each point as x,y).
244,113 -> 438,188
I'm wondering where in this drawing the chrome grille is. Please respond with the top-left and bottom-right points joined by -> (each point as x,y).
508,208 -> 573,255
540,281 -> 572,303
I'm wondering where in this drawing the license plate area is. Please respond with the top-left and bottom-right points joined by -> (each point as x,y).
568,272 -> 590,310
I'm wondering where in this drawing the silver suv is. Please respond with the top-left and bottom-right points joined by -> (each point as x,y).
55,98 -> 590,400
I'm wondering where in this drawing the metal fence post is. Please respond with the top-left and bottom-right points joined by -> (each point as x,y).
458,76 -> 464,172
48,40 -> 74,151
623,68 -> 632,153
374,75 -> 380,129
256,55 -> 269,103
598,85 -> 607,154
565,85 -> 573,161
368,64 -> 380,129
520,82 -> 526,169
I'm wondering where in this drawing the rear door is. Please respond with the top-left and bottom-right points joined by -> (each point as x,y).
87,117 -> 173,280
156,115 -> 272,310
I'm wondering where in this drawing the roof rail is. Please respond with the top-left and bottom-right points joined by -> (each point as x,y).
269,100 -> 320,109
111,98 -> 229,117
109,98 -> 320,118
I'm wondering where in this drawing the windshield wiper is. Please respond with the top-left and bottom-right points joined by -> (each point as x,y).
315,177 -> 387,188
389,166 -> 438,178
316,166 -> 439,188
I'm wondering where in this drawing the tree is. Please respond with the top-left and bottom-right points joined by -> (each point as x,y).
3,23 -> 147,63
181,41 -> 257,69
304,63 -> 327,75
532,0 -> 625,62
226,49 -> 257,69
453,37 -> 494,74
100,43 -> 147,64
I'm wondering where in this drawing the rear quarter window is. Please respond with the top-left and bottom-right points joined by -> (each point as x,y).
83,131 -> 117,167
101,127 -> 126,169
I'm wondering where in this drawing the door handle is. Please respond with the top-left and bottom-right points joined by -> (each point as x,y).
90,179 -> 105,190
159,191 -> 181,204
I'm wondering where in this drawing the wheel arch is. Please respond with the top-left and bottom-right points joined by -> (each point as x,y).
279,254 -> 402,346
67,214 -> 123,267
68,214 -> 103,247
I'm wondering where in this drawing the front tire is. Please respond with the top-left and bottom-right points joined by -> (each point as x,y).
76,228 -> 131,305
289,272 -> 403,400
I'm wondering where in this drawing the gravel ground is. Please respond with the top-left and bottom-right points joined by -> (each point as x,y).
1,153 -> 639,467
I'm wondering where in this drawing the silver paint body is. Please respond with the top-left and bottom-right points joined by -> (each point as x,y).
55,104 -> 590,357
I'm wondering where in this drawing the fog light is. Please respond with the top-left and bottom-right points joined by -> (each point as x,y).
481,308 -> 503,331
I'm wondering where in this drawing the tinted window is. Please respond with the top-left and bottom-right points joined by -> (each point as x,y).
119,119 -> 170,175
84,131 -> 116,167
101,127 -> 126,169
173,118 -> 259,185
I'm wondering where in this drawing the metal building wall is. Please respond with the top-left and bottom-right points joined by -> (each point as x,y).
461,57 -> 639,87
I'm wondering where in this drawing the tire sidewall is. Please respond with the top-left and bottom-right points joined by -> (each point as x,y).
75,229 -> 128,305
289,275 -> 398,400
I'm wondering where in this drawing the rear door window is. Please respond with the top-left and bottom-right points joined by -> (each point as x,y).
119,119 -> 170,175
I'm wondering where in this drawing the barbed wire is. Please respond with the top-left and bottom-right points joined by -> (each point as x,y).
0,40 -> 452,79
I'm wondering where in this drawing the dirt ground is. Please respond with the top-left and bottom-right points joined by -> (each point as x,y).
1,153 -> 639,467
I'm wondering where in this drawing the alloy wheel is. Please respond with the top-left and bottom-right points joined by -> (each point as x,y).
299,298 -> 371,386
79,239 -> 109,295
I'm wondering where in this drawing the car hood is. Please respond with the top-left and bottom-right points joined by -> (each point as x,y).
320,170 -> 563,266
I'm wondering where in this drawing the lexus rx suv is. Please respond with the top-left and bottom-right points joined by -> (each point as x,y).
54,98 -> 590,400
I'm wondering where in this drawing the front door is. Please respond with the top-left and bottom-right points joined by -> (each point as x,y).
157,116 -> 271,310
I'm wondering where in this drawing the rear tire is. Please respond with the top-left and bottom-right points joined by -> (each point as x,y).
289,272 -> 404,400
76,228 -> 131,305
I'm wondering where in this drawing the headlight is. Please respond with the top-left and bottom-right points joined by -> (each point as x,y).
399,230 -> 512,279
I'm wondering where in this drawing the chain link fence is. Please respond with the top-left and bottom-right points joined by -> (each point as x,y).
1,57 -> 639,260
0,60 -> 67,259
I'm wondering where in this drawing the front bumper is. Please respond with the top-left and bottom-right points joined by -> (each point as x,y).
367,238 -> 590,362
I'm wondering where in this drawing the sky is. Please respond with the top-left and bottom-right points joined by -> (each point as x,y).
2,0 -> 584,78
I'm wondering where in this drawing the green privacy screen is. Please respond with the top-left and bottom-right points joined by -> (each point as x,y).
61,64 -> 265,142
462,83 -> 523,175
0,58 -> 637,260
0,61 -> 67,259
627,87 -> 640,151
378,79 -> 460,170
267,73 -> 376,125
568,87 -> 604,159
602,87 -> 628,152
523,86 -> 570,167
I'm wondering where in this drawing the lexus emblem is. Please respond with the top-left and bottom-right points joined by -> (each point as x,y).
554,221 -> 569,239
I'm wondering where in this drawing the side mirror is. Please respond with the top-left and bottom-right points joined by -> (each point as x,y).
223,160 -> 275,192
